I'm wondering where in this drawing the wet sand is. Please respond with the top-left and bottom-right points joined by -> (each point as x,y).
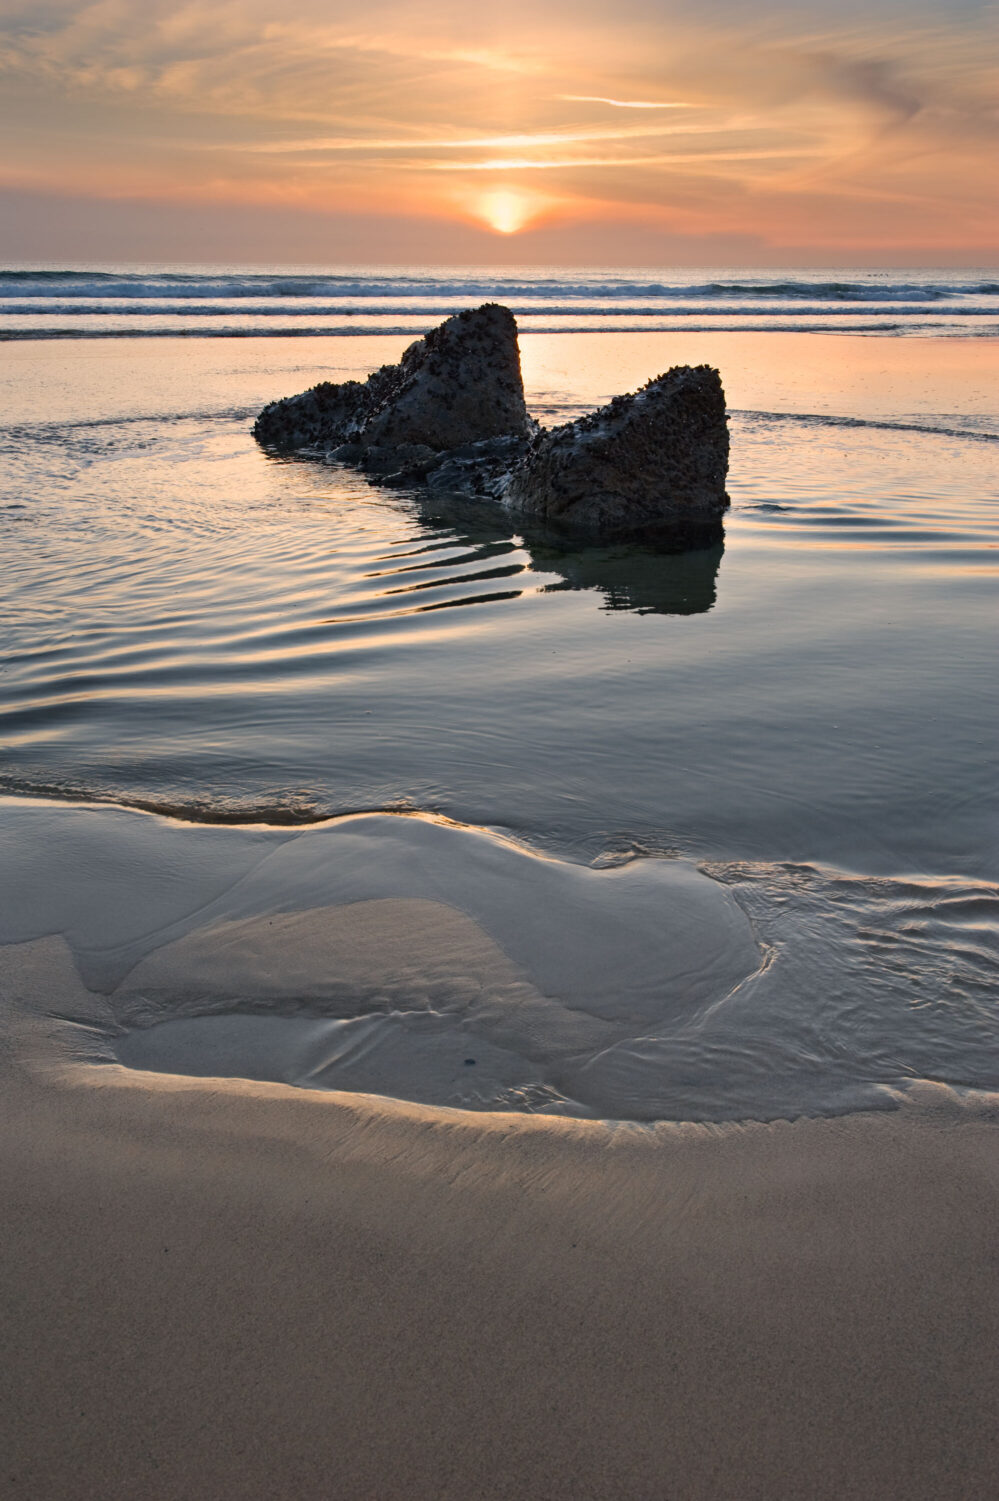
2,936 -> 997,1501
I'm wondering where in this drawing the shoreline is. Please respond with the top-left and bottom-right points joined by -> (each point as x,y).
5,795 -> 996,1120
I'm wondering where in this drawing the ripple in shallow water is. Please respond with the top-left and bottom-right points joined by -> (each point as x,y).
2,799 -> 996,1121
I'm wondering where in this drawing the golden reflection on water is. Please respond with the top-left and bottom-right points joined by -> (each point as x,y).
518,331 -> 999,425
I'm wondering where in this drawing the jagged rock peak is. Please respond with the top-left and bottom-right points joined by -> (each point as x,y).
253,303 -> 531,453
503,365 -> 729,541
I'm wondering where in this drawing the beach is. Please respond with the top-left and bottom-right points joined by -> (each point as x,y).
3,932 -> 998,1500
2,269 -> 998,1495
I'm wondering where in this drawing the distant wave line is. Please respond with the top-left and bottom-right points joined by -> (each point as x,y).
2,274 -> 998,303
5,304 -> 999,320
735,410 -> 999,443
4,322 -> 997,341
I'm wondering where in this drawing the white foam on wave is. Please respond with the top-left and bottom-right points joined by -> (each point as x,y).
4,268 -> 998,340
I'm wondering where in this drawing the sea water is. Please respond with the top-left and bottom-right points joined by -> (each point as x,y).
2,267 -> 997,1119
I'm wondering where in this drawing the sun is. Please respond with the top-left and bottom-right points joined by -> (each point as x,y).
479,190 -> 534,234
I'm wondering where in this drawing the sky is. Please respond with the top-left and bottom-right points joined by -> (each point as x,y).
0,0 -> 996,265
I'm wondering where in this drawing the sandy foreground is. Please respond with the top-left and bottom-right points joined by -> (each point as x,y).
2,934 -> 998,1501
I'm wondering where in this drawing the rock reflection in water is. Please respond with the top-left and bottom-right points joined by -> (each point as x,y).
414,487 -> 724,617
535,539 -> 723,616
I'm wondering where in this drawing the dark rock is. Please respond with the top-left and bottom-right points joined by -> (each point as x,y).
253,303 -> 532,455
502,366 -> 729,542
359,444 -> 439,478
423,434 -> 529,499
254,307 -> 731,547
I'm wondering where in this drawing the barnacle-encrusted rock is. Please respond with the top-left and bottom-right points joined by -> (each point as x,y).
255,307 -> 730,546
253,303 -> 532,454
503,366 -> 729,541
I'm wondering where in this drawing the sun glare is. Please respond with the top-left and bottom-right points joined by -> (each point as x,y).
480,190 -> 533,234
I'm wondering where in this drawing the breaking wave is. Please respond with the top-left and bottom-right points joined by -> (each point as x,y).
3,266 -> 998,338
3,269 -> 999,301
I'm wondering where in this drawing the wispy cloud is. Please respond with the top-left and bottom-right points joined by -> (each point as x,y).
223,122 -> 741,155
557,95 -> 696,109
431,148 -> 820,172
0,0 -> 995,260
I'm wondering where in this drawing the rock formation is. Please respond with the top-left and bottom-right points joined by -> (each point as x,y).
254,305 -> 729,544
253,303 -> 532,455
502,366 -> 729,542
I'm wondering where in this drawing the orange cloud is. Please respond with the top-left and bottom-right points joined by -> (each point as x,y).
0,1 -> 995,261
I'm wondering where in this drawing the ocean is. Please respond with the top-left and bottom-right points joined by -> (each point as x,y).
2,264 -> 997,1120
3,264 -> 999,339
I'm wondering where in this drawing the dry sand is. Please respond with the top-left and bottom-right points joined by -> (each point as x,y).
2,935 -> 997,1501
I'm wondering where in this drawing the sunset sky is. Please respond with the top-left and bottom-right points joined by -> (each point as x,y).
1,0 -> 996,264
